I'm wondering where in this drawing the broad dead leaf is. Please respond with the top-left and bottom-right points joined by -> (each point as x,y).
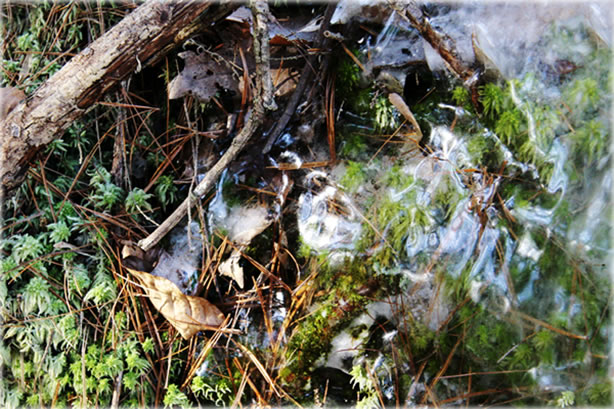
168,51 -> 238,103
128,268 -> 225,339
122,244 -> 225,340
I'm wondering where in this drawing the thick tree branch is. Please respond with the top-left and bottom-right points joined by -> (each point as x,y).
0,0 -> 236,201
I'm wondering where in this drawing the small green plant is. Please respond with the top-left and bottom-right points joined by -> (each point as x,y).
191,376 -> 232,407
9,234 -> 45,264
126,187 -> 153,213
47,220 -> 71,243
373,95 -> 398,132
155,174 -> 179,210
349,364 -> 380,409
164,384 -> 191,408
555,391 -> 575,408
87,166 -> 123,211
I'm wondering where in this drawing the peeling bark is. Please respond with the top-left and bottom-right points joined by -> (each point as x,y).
0,0 -> 236,200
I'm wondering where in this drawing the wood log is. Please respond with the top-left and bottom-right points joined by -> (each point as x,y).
0,0 -> 236,200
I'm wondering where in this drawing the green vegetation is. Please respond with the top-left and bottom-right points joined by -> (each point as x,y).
1,3 -> 610,408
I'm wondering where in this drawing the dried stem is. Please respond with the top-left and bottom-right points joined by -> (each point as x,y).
138,0 -> 276,252
263,3 -> 336,153
390,0 -> 477,84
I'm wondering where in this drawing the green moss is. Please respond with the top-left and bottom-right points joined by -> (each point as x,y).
383,163 -> 415,191
283,297 -> 364,397
452,86 -> 472,112
338,129 -> 369,160
480,82 -> 509,120
339,160 -> 367,193
569,118 -> 608,166
584,381 -> 612,406
495,108 -> 524,144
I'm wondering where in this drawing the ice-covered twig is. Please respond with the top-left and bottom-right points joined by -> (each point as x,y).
390,0 -> 477,84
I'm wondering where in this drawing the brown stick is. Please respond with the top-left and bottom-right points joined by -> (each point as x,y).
390,0 -> 477,83
0,0 -> 236,201
262,3 -> 336,153
138,0 -> 276,252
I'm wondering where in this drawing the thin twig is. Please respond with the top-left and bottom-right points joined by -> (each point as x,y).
138,0 -> 276,252
263,3 -> 336,153
390,0 -> 477,84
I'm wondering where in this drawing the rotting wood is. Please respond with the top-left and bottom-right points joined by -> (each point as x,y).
0,0 -> 237,202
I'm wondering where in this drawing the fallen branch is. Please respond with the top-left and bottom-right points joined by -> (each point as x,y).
0,0 -> 236,201
138,0 -> 276,252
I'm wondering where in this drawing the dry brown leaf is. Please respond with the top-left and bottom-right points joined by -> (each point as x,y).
0,87 -> 26,121
126,266 -> 225,340
168,51 -> 238,103
388,92 -> 423,140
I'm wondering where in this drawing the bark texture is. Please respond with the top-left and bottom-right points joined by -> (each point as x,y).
0,0 -> 235,199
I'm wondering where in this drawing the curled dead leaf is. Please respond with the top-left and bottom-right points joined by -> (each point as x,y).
388,92 -> 423,140
127,268 -> 225,339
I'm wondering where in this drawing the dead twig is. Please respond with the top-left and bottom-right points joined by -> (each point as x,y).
263,3 -> 336,153
1,1 -> 236,199
390,0 -> 477,85
138,1 -> 276,252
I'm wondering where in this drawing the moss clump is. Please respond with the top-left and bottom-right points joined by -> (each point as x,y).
282,294 -> 366,399
337,127 -> 370,161
339,160 -> 367,193
452,85 -> 474,113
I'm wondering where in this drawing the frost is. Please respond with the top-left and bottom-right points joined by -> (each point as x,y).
297,172 -> 362,253
516,233 -> 543,262
150,221 -> 202,295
